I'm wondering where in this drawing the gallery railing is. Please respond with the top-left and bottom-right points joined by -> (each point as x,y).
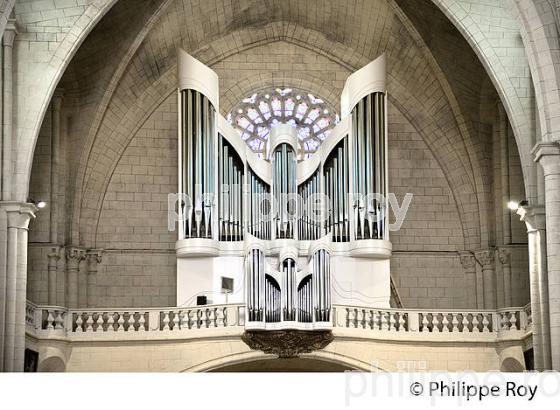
26,301 -> 531,339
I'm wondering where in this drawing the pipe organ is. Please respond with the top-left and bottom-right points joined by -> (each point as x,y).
297,171 -> 321,241
178,88 -> 216,239
324,138 -> 350,242
218,135 -> 244,241
352,93 -> 387,240
176,49 -> 392,332
248,168 -> 271,240
272,143 -> 297,239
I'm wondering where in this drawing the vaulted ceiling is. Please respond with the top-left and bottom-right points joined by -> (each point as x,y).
52,0 -> 500,249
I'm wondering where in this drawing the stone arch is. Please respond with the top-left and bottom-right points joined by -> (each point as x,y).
514,0 -> 560,143
430,0 -> 537,201
183,350 -> 376,372
38,356 -> 66,372
15,0 -> 120,201
501,357 -> 525,372
75,24 -> 484,250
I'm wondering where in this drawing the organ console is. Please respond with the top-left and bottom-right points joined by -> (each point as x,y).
176,49 -> 391,332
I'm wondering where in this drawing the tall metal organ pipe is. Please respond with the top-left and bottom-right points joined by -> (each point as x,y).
312,249 -> 331,322
248,168 -> 271,240
247,248 -> 265,321
298,171 -> 321,240
179,89 -> 216,239
282,258 -> 297,321
265,275 -> 281,322
351,92 -> 387,240
323,138 -> 349,242
273,144 -> 296,239
218,135 -> 244,241
297,276 -> 313,323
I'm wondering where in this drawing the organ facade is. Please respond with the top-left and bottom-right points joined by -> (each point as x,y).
176,49 -> 390,333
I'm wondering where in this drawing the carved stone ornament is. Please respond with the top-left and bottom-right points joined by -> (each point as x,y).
242,330 -> 334,358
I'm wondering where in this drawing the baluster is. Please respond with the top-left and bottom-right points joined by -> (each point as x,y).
461,314 -> 469,333
510,312 -> 518,330
187,310 -> 194,329
54,311 -> 64,330
85,313 -> 94,333
360,309 -> 366,329
451,314 -> 459,332
138,313 -> 146,332
215,308 -> 224,327
107,313 -> 115,332
96,313 -> 104,332
197,309 -> 203,329
345,308 -> 350,328
471,314 -> 480,332
482,314 -> 490,333
117,313 -> 125,332
398,313 -> 405,332
128,312 -> 137,332
47,311 -> 55,330
178,311 -> 186,330
75,313 -> 84,332
421,313 -> 429,332
380,311 -> 388,330
222,307 -> 228,327
442,313 -> 450,332
172,311 -> 180,330
162,312 -> 171,330
499,312 -> 507,331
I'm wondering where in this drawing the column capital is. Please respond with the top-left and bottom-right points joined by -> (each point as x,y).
2,19 -> 17,47
47,246 -> 61,261
459,252 -> 476,270
86,249 -> 103,265
497,247 -> 511,265
533,141 -> 560,175
475,249 -> 495,266
0,201 -> 37,229
517,205 -> 546,232
66,247 -> 86,262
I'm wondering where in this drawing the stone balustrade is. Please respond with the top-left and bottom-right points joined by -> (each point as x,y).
25,301 -> 531,342
332,304 -> 532,338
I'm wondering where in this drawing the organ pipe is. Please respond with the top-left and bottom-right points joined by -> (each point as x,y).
312,249 -> 331,322
323,138 -> 349,242
273,144 -> 296,239
248,167 -> 271,240
298,171 -> 321,240
247,248 -> 265,321
352,92 -> 387,240
218,135 -> 244,241
179,89 -> 215,239
282,258 -> 297,321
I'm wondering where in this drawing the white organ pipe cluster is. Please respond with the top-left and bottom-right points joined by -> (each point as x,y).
218,136 -> 244,241
178,88 -> 215,239
176,50 -> 391,331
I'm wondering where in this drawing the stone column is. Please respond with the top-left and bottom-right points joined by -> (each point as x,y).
1,20 -> 16,201
533,141 -> 560,370
498,103 -> 512,244
86,250 -> 102,308
1,202 -> 36,372
460,252 -> 478,308
476,249 -> 496,309
47,246 -> 60,305
65,248 -> 85,309
498,248 -> 512,307
50,91 -> 63,244
518,205 -> 551,370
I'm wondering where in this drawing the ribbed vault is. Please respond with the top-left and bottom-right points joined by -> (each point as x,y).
45,0 -> 513,251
